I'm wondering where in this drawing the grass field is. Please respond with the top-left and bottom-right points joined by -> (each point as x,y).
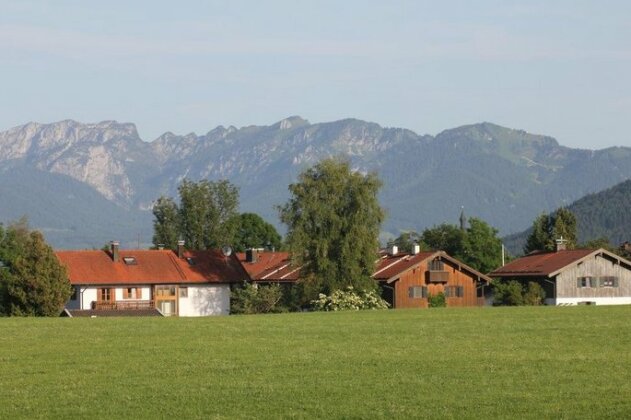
1,306 -> 630,419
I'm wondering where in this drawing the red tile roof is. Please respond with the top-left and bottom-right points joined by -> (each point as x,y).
236,251 -> 301,282
489,249 -> 602,277
55,249 -> 248,285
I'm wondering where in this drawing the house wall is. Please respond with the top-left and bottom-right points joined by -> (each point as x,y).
178,285 -> 230,316
66,285 -> 152,310
554,255 -> 631,304
393,259 -> 484,309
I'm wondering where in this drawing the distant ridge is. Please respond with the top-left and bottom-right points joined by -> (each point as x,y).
503,179 -> 631,255
1,117 -> 631,249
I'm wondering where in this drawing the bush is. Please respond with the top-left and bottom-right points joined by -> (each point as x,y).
524,282 -> 545,306
311,286 -> 390,311
230,282 -> 286,314
428,292 -> 446,308
493,280 -> 546,306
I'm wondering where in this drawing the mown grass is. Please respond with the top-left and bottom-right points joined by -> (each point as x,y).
1,306 -> 630,419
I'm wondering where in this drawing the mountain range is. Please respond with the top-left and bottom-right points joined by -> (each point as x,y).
0,117 -> 630,249
504,179 -> 631,255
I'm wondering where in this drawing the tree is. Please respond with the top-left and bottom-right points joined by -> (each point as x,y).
152,196 -> 180,250
524,213 -> 552,254
462,218 -> 503,274
0,220 -> 72,316
421,224 -> 466,260
279,158 -> 384,302
524,208 -> 578,254
389,231 -> 424,253
231,213 -> 282,253
152,179 -> 240,250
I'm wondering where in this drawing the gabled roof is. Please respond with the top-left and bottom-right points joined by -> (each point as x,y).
373,250 -> 492,284
55,249 -> 248,285
236,251 -> 301,282
489,248 -> 631,278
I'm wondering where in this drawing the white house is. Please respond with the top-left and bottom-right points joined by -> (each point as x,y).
56,241 -> 249,316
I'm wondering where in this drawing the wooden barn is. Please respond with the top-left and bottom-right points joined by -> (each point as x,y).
490,241 -> 631,306
373,246 -> 491,308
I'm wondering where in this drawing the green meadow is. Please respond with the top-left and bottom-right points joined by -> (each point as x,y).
1,306 -> 630,419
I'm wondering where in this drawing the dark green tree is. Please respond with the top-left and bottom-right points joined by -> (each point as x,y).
231,213 -> 282,253
0,220 -> 72,316
462,217 -> 503,273
390,231 -> 424,253
524,208 -> 578,254
421,224 -> 466,259
152,196 -> 180,250
152,179 -> 240,250
551,207 -> 577,249
279,158 -> 384,302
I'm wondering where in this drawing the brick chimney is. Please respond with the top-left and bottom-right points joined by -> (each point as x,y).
177,240 -> 185,259
110,241 -> 120,262
555,237 -> 567,252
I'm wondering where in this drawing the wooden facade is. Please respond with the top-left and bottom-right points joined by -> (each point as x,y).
555,254 -> 631,300
490,248 -> 631,305
376,252 -> 490,309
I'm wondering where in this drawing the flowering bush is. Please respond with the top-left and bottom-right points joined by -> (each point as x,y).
311,286 -> 390,311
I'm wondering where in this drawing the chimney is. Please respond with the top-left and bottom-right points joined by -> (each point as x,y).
157,243 -> 165,250
110,241 -> 120,262
177,240 -> 185,259
390,245 -> 398,256
555,237 -> 567,252
412,243 -> 420,255
245,248 -> 258,263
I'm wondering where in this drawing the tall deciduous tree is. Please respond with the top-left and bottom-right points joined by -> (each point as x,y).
279,158 -> 384,301
152,179 -> 240,250
0,220 -> 72,316
152,196 -> 180,250
231,213 -> 282,253
462,217 -> 502,274
421,224 -> 466,259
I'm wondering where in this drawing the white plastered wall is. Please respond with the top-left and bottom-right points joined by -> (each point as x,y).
178,284 -> 230,316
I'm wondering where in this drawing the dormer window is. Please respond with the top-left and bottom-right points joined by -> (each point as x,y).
123,257 -> 137,265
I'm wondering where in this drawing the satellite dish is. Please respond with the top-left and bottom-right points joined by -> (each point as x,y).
221,245 -> 233,257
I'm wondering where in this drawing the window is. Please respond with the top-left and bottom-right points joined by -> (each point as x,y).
123,287 -> 141,299
600,277 -> 619,287
444,286 -> 464,298
577,277 -> 598,288
155,285 -> 176,297
186,257 -> 196,266
70,287 -> 78,301
408,286 -> 427,299
179,287 -> 188,298
98,288 -> 113,302
123,257 -> 137,265
429,259 -> 444,271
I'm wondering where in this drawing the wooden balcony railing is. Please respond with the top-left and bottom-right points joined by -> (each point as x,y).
428,270 -> 449,283
91,300 -> 155,310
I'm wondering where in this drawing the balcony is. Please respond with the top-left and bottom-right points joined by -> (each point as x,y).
91,300 -> 155,311
428,270 -> 449,283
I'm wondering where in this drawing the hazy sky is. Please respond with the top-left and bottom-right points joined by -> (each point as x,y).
2,1 -> 630,149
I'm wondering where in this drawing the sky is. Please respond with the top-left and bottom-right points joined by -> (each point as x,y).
1,0 -> 630,149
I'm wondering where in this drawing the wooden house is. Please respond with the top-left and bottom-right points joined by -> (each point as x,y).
373,245 -> 491,308
489,241 -> 631,306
